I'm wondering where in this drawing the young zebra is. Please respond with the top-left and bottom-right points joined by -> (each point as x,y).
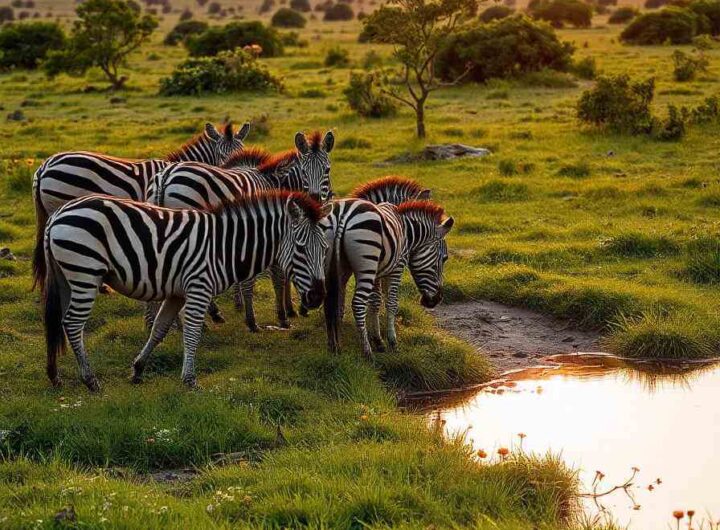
324,199 -> 453,358
43,190 -> 331,391
32,122 -> 251,293
148,131 -> 335,329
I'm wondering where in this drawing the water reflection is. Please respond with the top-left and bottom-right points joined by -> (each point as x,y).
418,354 -> 720,530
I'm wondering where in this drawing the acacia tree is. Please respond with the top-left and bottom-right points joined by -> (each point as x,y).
45,0 -> 157,90
362,0 -> 478,138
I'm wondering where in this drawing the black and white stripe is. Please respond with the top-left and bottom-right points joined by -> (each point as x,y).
32,122 -> 251,292
43,191 -> 330,391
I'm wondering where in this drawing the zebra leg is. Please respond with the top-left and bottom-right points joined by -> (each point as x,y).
207,299 -> 226,324
63,287 -> 102,392
284,278 -> 298,318
351,273 -> 376,359
180,289 -> 212,388
367,283 -> 386,353
240,278 -> 260,332
132,296 -> 184,384
270,268 -> 290,329
144,301 -> 160,330
385,268 -> 403,352
233,282 -> 244,311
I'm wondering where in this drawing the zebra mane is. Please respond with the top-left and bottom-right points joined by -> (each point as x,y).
165,123 -> 231,162
222,146 -> 272,169
258,150 -> 300,175
397,200 -> 445,223
210,189 -> 325,222
350,176 -> 423,200
306,130 -> 325,152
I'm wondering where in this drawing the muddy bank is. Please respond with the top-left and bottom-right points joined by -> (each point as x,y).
428,300 -> 602,372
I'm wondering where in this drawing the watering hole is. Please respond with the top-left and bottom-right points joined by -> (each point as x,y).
414,354 -> 720,529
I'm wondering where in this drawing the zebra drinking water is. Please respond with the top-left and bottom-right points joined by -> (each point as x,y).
324,198 -> 453,358
43,190 -> 331,391
32,122 -> 251,293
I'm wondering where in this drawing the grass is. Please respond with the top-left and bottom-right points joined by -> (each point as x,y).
1,2 -> 720,527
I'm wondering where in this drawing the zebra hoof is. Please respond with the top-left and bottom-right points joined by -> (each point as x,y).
183,376 -> 198,389
279,320 -> 291,329
387,340 -> 397,353
84,377 -> 101,393
299,307 -> 309,318
371,338 -> 386,353
210,312 -> 226,325
50,376 -> 62,388
247,322 -> 260,333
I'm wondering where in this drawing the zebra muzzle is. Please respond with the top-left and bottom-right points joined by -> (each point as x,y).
302,280 -> 326,309
420,291 -> 442,309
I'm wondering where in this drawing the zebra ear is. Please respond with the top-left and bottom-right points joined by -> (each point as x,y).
416,189 -> 432,200
320,203 -> 333,218
287,196 -> 306,224
236,122 -> 251,141
322,131 -> 335,153
205,123 -> 222,142
295,132 -> 310,155
437,216 -> 454,238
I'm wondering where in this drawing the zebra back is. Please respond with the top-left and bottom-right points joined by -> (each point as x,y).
350,176 -> 430,205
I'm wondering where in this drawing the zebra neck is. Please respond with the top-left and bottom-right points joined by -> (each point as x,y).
401,217 -> 433,254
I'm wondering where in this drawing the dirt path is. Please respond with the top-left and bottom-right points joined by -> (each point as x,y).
428,300 -> 602,373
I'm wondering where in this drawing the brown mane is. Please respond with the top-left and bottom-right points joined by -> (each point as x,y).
210,189 -> 325,222
222,146 -> 272,169
350,176 -> 423,200
164,123 -> 232,162
307,130 -> 324,152
397,200 -> 445,222
258,149 -> 300,174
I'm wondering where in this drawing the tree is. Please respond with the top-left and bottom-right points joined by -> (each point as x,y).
44,0 -> 157,90
0,22 -> 65,70
361,0 -> 477,138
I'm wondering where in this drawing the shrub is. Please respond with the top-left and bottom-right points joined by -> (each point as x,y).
362,50 -> 383,69
0,22 -> 65,70
290,0 -> 311,11
608,6 -> 638,23
324,2 -> 354,20
207,1 -> 221,15
479,4 -> 514,22
529,0 -> 593,28
159,48 -> 283,96
259,0 -> 275,13
271,7 -> 306,27
163,20 -> 209,46
280,31 -> 307,47
672,49 -> 708,81
436,15 -> 574,83
620,7 -> 703,44
654,104 -> 688,141
644,0 -> 670,8
576,74 -> 655,134
0,6 -> 14,22
682,236 -> 720,284
343,72 -> 397,118
324,46 -> 350,67
689,0 -> 720,34
180,8 -> 193,21
571,56 -> 597,79
186,21 -> 283,57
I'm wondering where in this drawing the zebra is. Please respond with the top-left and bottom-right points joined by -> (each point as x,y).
324,199 -> 453,358
148,131 -> 335,329
32,122 -> 251,293
43,190 -> 331,392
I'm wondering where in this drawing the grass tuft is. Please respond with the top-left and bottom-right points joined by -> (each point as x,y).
471,180 -> 531,202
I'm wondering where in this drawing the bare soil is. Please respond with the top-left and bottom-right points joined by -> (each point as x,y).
428,300 -> 602,373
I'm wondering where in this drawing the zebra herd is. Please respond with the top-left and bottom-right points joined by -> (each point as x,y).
32,122 -> 454,391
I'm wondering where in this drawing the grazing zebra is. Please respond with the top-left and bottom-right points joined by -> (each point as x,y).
148,131 -> 335,329
32,122 -> 251,293
324,199 -> 453,358
43,190 -> 331,391
350,175 -> 431,205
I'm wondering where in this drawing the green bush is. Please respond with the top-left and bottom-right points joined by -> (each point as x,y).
290,0 -> 311,12
0,7 -> 13,22
163,20 -> 208,46
672,49 -> 708,81
654,104 -> 689,141
479,5 -> 514,22
343,72 -> 397,118
324,46 -> 350,67
186,21 -> 283,57
271,7 -> 306,28
0,22 -> 65,70
529,0 -> 593,28
577,74 -> 656,134
620,6 -> 704,44
689,0 -> 720,34
608,6 -> 638,23
571,56 -> 597,79
324,2 -> 354,20
159,48 -> 283,96
436,15 -> 574,83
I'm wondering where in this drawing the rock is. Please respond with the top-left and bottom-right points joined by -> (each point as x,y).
512,352 -> 529,358
561,336 -> 575,343
0,248 -> 15,261
6,110 -> 25,122
54,506 -> 77,524
382,144 -> 491,164
110,96 -> 126,105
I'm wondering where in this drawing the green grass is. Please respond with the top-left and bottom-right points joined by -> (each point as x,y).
1,3 -> 720,527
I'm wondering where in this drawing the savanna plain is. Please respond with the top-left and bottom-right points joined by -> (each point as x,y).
0,0 -> 719,528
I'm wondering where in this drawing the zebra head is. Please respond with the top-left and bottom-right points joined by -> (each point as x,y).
204,122 -> 251,165
281,193 -> 333,309
293,130 -> 334,203
400,202 -> 454,308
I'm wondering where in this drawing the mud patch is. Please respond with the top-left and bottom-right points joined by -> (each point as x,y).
428,300 -> 601,372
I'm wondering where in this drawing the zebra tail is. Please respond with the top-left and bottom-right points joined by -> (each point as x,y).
324,220 -> 345,353
44,235 -> 67,386
31,165 -> 48,293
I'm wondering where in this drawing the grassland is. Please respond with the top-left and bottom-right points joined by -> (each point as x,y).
0,2 -> 719,527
